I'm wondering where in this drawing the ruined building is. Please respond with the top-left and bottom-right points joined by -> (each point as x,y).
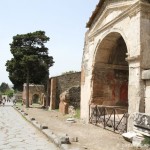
81,0 -> 150,131
49,72 -> 81,114
22,84 -> 45,105
22,72 -> 81,115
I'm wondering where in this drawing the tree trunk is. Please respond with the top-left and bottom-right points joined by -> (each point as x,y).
46,68 -> 50,109
26,69 -> 29,108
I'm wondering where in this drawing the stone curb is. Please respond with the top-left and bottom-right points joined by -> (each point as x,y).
13,106 -> 83,150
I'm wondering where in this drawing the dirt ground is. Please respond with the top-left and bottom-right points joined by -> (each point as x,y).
16,104 -> 148,150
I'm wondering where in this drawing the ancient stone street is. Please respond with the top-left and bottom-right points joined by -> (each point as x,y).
0,104 -> 58,150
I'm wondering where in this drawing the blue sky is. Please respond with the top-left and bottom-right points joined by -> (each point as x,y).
0,0 -> 99,85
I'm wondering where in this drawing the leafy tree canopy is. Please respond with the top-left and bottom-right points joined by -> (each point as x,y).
6,31 -> 54,91
4,89 -> 14,98
0,82 -> 10,93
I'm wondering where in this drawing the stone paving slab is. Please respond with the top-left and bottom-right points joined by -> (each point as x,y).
0,105 -> 58,150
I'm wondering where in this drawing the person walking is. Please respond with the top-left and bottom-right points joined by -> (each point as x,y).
13,99 -> 16,105
2,97 -> 6,106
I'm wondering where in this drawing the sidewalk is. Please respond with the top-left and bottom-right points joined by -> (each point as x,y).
14,104 -> 141,150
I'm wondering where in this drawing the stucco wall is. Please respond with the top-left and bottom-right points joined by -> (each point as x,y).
92,68 -> 128,106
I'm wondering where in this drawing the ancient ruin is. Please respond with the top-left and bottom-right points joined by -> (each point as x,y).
22,84 -> 45,105
49,72 -> 81,114
81,0 -> 150,132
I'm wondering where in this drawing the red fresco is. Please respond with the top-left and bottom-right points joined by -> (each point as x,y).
120,81 -> 128,102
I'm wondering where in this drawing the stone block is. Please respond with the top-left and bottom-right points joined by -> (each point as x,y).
133,113 -> 150,136
142,70 -> 150,80
122,131 -> 137,142
59,135 -> 70,144
60,91 -> 70,101
66,117 -> 76,123
59,101 -> 68,115
70,137 -> 78,142
30,117 -> 35,121
59,90 -> 70,114
40,123 -> 48,129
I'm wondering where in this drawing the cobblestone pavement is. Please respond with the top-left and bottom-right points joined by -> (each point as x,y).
0,104 -> 59,150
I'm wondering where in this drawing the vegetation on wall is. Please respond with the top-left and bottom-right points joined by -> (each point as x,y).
61,71 -> 78,75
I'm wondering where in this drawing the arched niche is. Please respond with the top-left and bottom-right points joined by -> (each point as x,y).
91,32 -> 128,107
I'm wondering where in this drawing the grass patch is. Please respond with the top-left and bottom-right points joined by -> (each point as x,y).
16,102 -> 23,108
54,109 -> 59,112
74,108 -> 80,119
142,135 -> 150,146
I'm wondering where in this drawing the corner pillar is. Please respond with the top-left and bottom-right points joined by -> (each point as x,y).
127,57 -> 145,131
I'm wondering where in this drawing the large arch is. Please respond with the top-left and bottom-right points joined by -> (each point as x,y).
91,32 -> 129,107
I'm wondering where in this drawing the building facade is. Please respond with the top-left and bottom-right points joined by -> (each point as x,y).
81,0 -> 150,131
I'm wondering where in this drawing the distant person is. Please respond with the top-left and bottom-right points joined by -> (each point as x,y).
0,99 -> 2,106
13,99 -> 16,105
2,97 -> 6,106
7,98 -> 10,103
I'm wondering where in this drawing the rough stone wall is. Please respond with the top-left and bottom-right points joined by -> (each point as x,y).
51,72 -> 81,109
68,86 -> 80,108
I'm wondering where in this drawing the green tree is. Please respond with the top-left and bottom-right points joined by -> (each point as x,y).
6,31 -> 54,108
0,82 -> 9,93
4,89 -> 14,98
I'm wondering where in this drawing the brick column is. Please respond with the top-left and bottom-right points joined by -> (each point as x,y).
49,78 -> 57,110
